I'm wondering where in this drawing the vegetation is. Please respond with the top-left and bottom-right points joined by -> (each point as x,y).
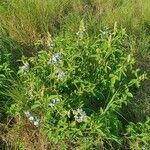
0,0 -> 150,149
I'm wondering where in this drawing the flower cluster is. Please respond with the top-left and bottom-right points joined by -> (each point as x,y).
73,108 -> 87,123
51,53 -> 66,80
51,53 -> 62,64
102,26 -> 109,36
24,111 -> 40,127
48,98 -> 60,107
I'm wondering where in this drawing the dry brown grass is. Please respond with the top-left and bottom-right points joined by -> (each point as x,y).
0,117 -> 50,150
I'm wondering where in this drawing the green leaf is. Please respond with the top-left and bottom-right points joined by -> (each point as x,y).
31,101 -> 42,110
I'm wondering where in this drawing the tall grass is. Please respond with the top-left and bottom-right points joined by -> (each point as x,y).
0,0 -> 149,46
0,0 -> 82,45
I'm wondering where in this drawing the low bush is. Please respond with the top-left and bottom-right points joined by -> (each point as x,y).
5,22 -> 148,149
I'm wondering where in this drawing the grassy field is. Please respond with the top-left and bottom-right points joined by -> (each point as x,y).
0,0 -> 150,149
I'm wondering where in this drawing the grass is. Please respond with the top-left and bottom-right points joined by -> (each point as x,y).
0,0 -> 149,46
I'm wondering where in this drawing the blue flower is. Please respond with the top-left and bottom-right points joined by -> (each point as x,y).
103,26 -> 109,35
24,111 -> 40,127
52,53 -> 62,64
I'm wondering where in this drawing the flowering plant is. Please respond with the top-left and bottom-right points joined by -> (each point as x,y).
8,22 -> 146,149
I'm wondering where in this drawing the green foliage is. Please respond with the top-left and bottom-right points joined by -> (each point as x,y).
7,23 -> 146,149
0,38 -> 12,87
0,36 -> 13,121
127,117 -> 150,150
0,0 -> 149,149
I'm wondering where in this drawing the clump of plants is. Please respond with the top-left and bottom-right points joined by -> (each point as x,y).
5,22 -> 148,149
127,117 -> 150,150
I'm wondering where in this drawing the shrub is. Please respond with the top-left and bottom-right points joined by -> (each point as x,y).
7,23 -> 146,149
